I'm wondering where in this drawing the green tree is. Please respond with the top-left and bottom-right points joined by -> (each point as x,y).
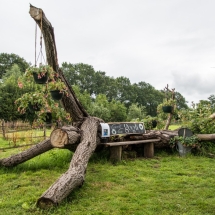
208,95 -> 215,111
62,62 -> 96,95
174,91 -> 188,109
115,76 -> 137,105
109,99 -> 127,122
127,103 -> 146,121
88,94 -> 111,122
0,53 -> 30,78
134,82 -> 164,116
0,65 -> 29,121
72,85 -> 92,112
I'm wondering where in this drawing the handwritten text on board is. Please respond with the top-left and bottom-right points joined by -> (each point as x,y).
108,123 -> 145,135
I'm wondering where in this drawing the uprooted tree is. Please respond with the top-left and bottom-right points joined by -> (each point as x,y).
1,4 -> 215,209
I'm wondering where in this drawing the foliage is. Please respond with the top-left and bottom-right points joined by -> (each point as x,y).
72,85 -> 92,112
174,91 -> 189,109
134,81 -> 164,116
143,116 -> 158,130
126,103 -> 146,121
156,99 -> 177,129
169,135 -> 199,147
15,65 -> 71,125
162,98 -> 176,107
0,53 -> 30,78
109,99 -> 127,122
16,91 -> 70,125
62,62 -> 96,95
179,101 -> 215,134
49,79 -> 69,96
88,95 -> 127,122
0,65 -> 31,121
89,104 -> 111,122
25,64 -> 56,81
15,92 -> 47,114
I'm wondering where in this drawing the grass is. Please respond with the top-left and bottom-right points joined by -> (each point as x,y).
168,124 -> 181,130
1,145 -> 215,215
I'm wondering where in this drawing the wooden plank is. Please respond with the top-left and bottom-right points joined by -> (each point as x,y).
108,122 -> 145,135
104,138 -> 160,146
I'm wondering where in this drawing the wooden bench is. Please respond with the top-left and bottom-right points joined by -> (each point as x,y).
102,138 -> 160,162
99,122 -> 160,162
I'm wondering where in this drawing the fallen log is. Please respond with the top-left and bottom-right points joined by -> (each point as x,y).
0,139 -> 52,167
197,134 -> 215,141
127,130 -> 178,147
50,126 -> 81,148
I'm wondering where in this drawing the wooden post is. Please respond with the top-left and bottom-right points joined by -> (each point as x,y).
110,146 -> 122,163
43,125 -> 46,139
144,142 -> 154,158
2,120 -> 6,139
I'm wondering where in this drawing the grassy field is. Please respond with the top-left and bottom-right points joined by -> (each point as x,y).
1,145 -> 215,215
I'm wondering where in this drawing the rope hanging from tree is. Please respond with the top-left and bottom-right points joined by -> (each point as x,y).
34,10 -> 46,67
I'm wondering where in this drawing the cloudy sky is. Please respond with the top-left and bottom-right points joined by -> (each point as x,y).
1,0 -> 215,105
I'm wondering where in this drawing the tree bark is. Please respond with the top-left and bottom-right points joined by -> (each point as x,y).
0,139 -> 52,167
37,117 -> 100,208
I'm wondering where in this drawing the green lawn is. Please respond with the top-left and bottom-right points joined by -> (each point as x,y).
0,147 -> 215,215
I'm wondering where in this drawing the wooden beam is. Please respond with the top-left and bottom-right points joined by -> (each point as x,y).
104,139 -> 160,146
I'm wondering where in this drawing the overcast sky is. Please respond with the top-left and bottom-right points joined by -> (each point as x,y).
1,0 -> 215,105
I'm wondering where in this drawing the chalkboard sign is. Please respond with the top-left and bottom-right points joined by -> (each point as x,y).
108,122 -> 145,135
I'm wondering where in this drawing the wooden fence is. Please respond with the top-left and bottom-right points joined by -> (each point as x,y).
0,120 -> 53,150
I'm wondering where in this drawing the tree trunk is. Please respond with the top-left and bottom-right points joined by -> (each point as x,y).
0,139 -> 52,167
164,113 -> 173,130
37,117 -> 100,208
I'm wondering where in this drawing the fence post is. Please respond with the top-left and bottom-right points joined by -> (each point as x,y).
43,124 -> 46,139
2,120 -> 6,139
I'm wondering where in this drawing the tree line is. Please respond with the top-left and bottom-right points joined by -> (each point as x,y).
0,52 -> 189,123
